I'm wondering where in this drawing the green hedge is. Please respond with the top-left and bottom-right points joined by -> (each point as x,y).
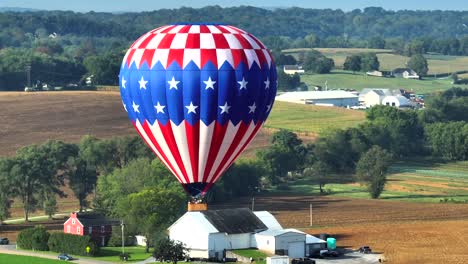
48,232 -> 99,256
17,226 -> 50,251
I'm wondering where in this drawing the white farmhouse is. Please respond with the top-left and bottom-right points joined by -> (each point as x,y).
359,88 -> 402,107
283,65 -> 305,75
168,208 -> 324,260
275,91 -> 359,107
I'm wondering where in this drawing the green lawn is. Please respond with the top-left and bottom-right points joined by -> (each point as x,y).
266,101 -> 366,134
90,246 -> 151,263
232,249 -> 271,264
0,254 -> 63,264
280,159 -> 468,203
300,70 -> 468,94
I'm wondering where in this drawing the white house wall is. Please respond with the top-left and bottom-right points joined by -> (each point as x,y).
254,234 -> 276,254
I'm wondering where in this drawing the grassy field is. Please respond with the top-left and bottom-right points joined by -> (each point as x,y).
283,48 -> 468,75
265,101 -> 366,134
91,246 -> 151,262
276,159 -> 468,203
300,70 -> 468,94
0,254 -> 63,264
232,249 -> 270,264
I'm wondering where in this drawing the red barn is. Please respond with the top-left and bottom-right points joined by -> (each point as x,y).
63,212 -> 118,246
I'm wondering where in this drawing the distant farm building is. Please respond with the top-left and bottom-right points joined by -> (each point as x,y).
275,91 -> 359,107
283,65 -> 305,75
392,68 -> 420,79
359,88 -> 402,107
63,212 -> 118,246
382,95 -> 414,108
168,208 -> 325,260
366,70 -> 384,77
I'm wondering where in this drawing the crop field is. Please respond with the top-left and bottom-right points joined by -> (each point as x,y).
213,195 -> 468,264
265,101 -> 366,134
283,48 -> 468,74
300,70 -> 468,94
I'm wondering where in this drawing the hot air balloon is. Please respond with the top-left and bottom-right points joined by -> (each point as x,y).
119,23 -> 277,198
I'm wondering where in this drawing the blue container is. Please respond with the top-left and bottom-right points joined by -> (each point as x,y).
326,237 -> 336,250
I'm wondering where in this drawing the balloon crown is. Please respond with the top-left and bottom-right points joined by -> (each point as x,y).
172,22 -> 226,25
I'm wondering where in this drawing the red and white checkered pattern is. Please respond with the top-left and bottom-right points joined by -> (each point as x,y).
122,24 -> 273,70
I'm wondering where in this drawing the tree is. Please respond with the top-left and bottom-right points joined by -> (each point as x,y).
420,88 -> 468,123
117,188 -> 185,253
360,53 -> 379,72
343,55 -> 361,73
356,146 -> 393,199
368,37 -> 385,49
302,50 -> 334,74
10,141 -> 72,222
68,157 -> 97,212
257,130 -> 307,184
0,158 -> 14,223
407,54 -> 428,77
153,237 -> 188,264
303,161 -> 332,194
425,122 -> 468,161
277,70 -> 301,91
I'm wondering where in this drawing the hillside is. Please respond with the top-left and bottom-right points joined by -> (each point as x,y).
0,91 -> 365,157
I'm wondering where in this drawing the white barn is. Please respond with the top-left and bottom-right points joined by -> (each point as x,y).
275,91 -> 359,107
382,95 -> 414,108
168,208 -> 322,260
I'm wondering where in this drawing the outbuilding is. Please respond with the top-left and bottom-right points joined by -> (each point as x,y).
382,95 -> 414,108
275,91 -> 359,107
253,229 -> 306,258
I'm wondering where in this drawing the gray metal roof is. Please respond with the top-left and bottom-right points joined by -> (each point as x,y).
201,208 -> 267,234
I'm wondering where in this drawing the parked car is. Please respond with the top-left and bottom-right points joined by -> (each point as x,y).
320,250 -> 339,257
292,258 -> 316,264
0,238 -> 9,245
57,253 -> 73,261
359,246 -> 372,254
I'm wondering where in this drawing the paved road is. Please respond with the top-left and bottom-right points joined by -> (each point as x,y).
313,251 -> 382,264
0,244 -> 113,264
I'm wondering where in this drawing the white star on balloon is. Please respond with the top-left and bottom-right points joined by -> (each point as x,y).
265,104 -> 272,113
264,78 -> 270,89
204,76 -> 216,90
122,101 -> 127,112
238,77 -> 248,90
185,101 -> 198,114
248,102 -> 257,114
219,102 -> 231,114
132,101 -> 140,113
139,76 -> 148,90
154,102 -> 166,114
121,77 -> 126,89
168,76 -> 180,90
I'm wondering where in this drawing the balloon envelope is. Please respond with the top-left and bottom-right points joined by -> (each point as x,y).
119,24 -> 277,197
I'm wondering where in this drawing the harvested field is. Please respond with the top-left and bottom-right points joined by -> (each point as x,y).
212,195 -> 468,264
0,91 -> 275,157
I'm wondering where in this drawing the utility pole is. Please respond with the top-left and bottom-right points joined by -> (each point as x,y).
121,220 -> 125,254
25,65 -> 31,88
251,197 -> 255,211
309,203 -> 313,226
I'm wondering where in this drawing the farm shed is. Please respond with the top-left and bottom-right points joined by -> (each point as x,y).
275,91 -> 359,107
254,211 -> 283,230
253,229 -> 306,258
168,208 -> 267,260
305,234 -> 326,256
382,95 -> 414,108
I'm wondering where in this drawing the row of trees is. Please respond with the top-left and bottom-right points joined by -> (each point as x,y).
0,135 -> 153,223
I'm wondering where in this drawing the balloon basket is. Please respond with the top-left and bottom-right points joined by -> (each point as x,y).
187,202 -> 208,211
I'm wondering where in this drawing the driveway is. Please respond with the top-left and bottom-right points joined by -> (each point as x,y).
312,251 -> 382,264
